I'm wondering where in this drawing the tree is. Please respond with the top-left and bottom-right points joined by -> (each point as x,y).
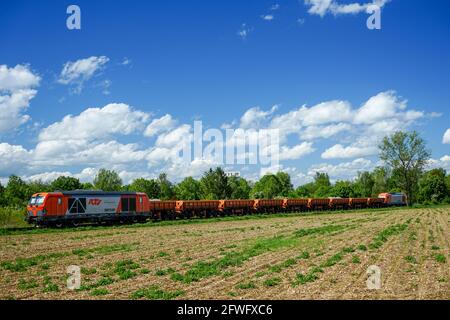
354,171 -> 374,197
81,182 -> 95,190
296,182 -> 315,198
379,131 -> 430,205
0,182 -> 6,207
175,177 -> 201,200
371,167 -> 390,196
200,168 -> 231,200
5,175 -> 30,206
314,172 -> 331,189
446,174 -> 450,198
51,176 -> 81,191
332,181 -> 356,198
158,173 -> 175,200
129,178 -> 160,199
251,174 -> 282,199
228,176 -> 251,199
93,169 -> 122,191
276,172 -> 294,197
418,168 -> 447,203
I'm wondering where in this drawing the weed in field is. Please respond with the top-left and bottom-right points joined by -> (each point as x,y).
157,251 -> 169,258
18,278 -> 39,290
263,277 -> 281,287
131,285 -> 184,300
294,271 -> 319,285
357,244 -> 367,251
297,251 -> 310,260
294,225 -> 348,238
228,292 -> 238,297
369,224 -> 408,249
114,259 -> 140,280
222,271 -> 234,278
431,245 -> 440,250
155,267 -> 175,276
140,268 -> 150,274
41,263 -> 50,270
81,267 -> 97,275
90,288 -> 110,296
72,243 -> 139,257
254,271 -> 266,278
342,246 -> 355,253
404,256 -> 417,264
236,281 -> 256,290
42,277 -> 59,293
351,255 -> 361,264
321,253 -> 344,268
435,254 -> 446,263
1,252 -> 69,272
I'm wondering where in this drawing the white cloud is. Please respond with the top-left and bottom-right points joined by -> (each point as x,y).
321,144 -> 378,159
427,155 -> 450,171
305,0 -> 390,17
354,91 -> 406,125
0,143 -> 30,176
443,129 -> 450,144
240,105 -> 278,129
0,64 -> 40,133
300,123 -> 351,140
144,114 -> 177,137
270,4 -> 280,11
39,103 -> 149,142
309,158 -> 375,181
155,124 -> 192,148
58,56 -> 109,93
261,15 -> 274,21
280,142 -> 315,161
0,64 -> 40,91
237,24 -> 252,40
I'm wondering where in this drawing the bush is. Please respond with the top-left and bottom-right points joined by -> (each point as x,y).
0,207 -> 27,228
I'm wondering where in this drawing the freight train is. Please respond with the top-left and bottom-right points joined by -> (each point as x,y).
26,190 -> 407,227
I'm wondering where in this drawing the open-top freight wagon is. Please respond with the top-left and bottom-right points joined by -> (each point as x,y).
26,191 -> 407,227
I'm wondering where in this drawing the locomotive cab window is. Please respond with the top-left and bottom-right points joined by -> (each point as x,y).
130,198 -> 136,212
121,198 -> 129,211
57,198 -> 62,205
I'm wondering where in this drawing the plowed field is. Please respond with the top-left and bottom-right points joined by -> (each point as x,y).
1,207 -> 449,300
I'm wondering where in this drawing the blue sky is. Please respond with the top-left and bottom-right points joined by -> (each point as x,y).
0,0 -> 449,186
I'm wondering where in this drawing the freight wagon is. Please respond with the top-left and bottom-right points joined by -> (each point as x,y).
26,191 -> 407,227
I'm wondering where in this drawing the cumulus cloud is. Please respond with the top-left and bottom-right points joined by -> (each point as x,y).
240,105 -> 278,129
58,56 -> 109,93
0,143 -> 30,176
144,114 -> 177,137
309,158 -> 375,181
279,142 -> 315,161
443,129 -> 450,144
0,64 -> 40,133
305,0 -> 390,17
39,103 -> 149,142
321,144 -> 378,159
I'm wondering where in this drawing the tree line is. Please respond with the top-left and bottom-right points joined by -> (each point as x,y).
0,131 -> 449,207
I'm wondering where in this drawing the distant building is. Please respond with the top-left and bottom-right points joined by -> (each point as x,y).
225,171 -> 240,178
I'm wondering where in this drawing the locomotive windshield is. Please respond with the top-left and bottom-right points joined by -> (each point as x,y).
29,195 -> 45,206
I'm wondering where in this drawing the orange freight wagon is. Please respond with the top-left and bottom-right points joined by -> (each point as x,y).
283,199 -> 309,212
308,198 -> 329,210
253,199 -> 284,213
349,198 -> 368,208
149,200 -> 176,220
218,200 -> 255,216
328,198 -> 349,210
175,200 -> 220,218
367,198 -> 384,208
